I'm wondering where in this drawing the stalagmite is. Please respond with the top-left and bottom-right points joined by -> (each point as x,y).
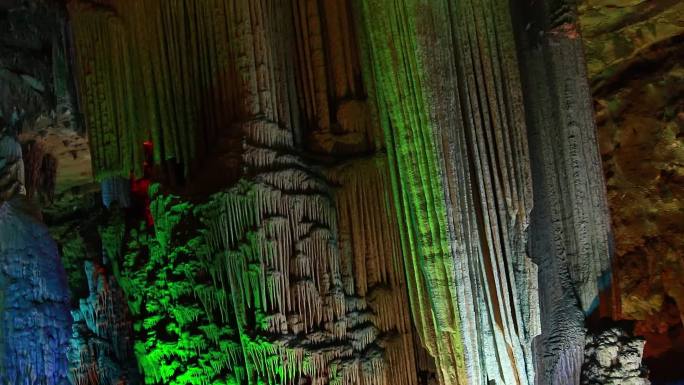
67,261 -> 139,385
0,131 -> 71,385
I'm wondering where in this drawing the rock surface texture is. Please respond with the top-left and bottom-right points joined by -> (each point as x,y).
578,0 -> 684,381
357,1 -> 544,384
67,1 -> 415,384
0,132 -> 71,385
67,261 -> 139,385
12,0 -> 630,384
582,327 -> 650,385
513,1 -> 619,384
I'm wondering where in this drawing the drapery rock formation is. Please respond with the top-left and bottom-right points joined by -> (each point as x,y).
358,1 -> 542,384
513,2 -> 615,384
61,0 -> 619,384
67,1 -> 416,384
6,0 -> 680,384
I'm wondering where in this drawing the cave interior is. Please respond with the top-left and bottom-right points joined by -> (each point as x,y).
0,0 -> 682,385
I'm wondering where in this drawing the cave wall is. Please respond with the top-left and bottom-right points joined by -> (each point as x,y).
578,0 -> 684,381
0,3 -> 76,384
0,0 -> 94,228
6,0 -> 677,384
66,1 -> 418,384
62,0 -> 621,384
0,0 -> 66,122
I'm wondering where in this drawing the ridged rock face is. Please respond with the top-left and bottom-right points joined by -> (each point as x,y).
513,1 -> 616,384
357,1 -> 543,384
63,1 -> 614,385
0,134 -> 71,385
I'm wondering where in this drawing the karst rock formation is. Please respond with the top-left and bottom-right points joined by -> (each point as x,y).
0,130 -> 71,385
1,0 -> 680,384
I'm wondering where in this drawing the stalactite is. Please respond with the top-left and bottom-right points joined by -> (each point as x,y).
327,155 -> 420,385
191,2 -> 422,378
67,0 -> 243,179
291,0 -> 381,154
201,173 -> 355,384
357,0 -> 541,384
192,111 -> 421,385
66,3 -> 404,379
113,191 -> 244,385
60,1 -> 618,384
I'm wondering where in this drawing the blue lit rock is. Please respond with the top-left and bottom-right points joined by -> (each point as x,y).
0,133 -> 71,385
0,197 -> 71,385
67,261 -> 139,385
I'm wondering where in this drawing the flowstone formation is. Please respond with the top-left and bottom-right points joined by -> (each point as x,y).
0,130 -> 71,385
60,0 -> 622,384
114,190 -> 243,385
198,128 -> 417,384
513,1 -> 615,384
67,1 -> 417,384
358,0 -> 543,384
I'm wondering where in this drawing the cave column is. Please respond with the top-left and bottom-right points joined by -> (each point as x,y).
511,0 -> 614,384
357,0 -> 541,384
